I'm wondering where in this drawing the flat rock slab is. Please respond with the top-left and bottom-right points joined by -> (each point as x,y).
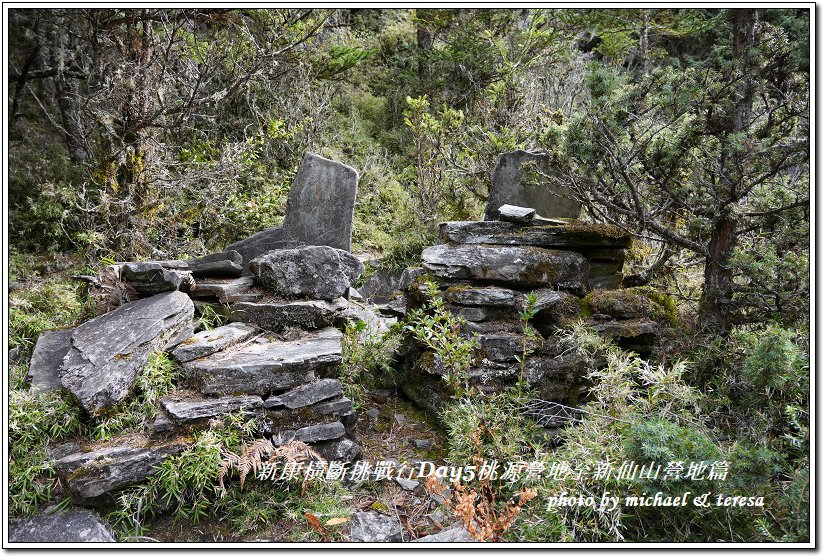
189,276 -> 259,303
121,262 -> 184,296
265,378 -> 342,409
440,220 -> 630,250
497,204 -> 535,223
54,443 -> 186,499
59,291 -> 194,415
444,285 -> 521,307
250,246 -> 363,300
484,150 -> 580,221
171,323 -> 258,363
422,244 -> 588,292
281,152 -> 359,252
226,226 -> 289,275
9,508 -> 116,543
350,511 -> 404,542
160,394 -> 263,422
313,438 -> 362,462
27,328 -> 73,394
183,327 -> 343,395
229,298 -> 347,331
413,525 -> 476,543
275,421 -> 346,444
188,259 -> 243,278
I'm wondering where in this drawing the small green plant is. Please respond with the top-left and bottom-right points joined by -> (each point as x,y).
514,291 -> 543,400
405,280 -> 480,396
197,304 -> 229,331
9,278 -> 85,350
91,352 -> 180,440
339,320 -> 401,405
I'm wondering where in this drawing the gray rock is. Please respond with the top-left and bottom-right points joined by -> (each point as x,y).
160,394 -> 263,421
439,220 -> 631,250
366,408 -> 380,418
350,511 -> 404,543
171,323 -> 258,362
9,508 -> 116,543
422,244 -> 589,293
314,396 -> 354,416
281,152 -> 359,252
377,295 -> 407,318
412,439 -> 433,449
275,421 -> 346,444
413,524 -> 476,543
250,246 -> 358,300
336,300 -> 395,335
27,329 -> 73,394
484,150 -> 580,220
444,285 -> 520,307
226,226 -> 289,275
188,259 -> 243,278
358,269 -> 404,304
313,438 -> 362,462
398,267 -> 426,291
189,276 -> 259,304
337,251 -> 365,284
445,304 -> 504,323
59,291 -> 194,415
394,413 -> 408,425
395,477 -> 420,491
497,204 -> 536,223
9,344 -> 21,365
478,333 -> 540,362
229,298 -> 347,331
121,262 -> 183,295
182,327 -> 342,395
347,287 -> 363,301
189,250 -> 242,267
54,443 -> 186,498
277,378 -> 342,409
166,320 -> 196,350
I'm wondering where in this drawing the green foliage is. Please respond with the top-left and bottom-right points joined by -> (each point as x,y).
8,389 -> 85,516
197,304 -> 229,331
9,277 -> 86,350
91,352 -> 180,440
404,280 -> 480,396
339,320 -> 401,405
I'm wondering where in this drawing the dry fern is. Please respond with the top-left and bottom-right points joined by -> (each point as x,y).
218,439 -> 325,492
74,266 -> 139,314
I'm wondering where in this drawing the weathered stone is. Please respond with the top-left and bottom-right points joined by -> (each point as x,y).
274,421 -> 346,444
497,204 -> 536,223
350,511 -> 404,543
226,226 -> 289,275
182,327 -> 342,395
440,220 -> 631,251
376,295 -> 407,318
314,396 -> 354,416
9,344 -> 21,365
394,413 -> 408,425
398,267 -> 426,291
171,323 -> 258,362
160,394 -> 263,421
229,298 -> 347,331
348,287 -> 363,301
54,442 -> 186,499
358,269 -> 404,304
250,246 -> 358,300
336,301 -> 396,335
121,262 -> 183,295
9,509 -> 116,543
444,304 -> 502,323
444,285 -> 520,307
190,250 -> 243,267
478,333 -> 541,362
412,525 -> 476,543
590,318 -> 660,353
59,291 -> 194,415
412,439 -> 432,449
277,378 -> 343,409
281,152 -> 359,252
422,244 -> 589,293
313,438 -> 362,462
190,276 -> 260,304
395,477 -> 420,491
188,259 -> 243,278
584,287 -> 674,322
589,261 -> 624,290
27,328 -> 73,393
484,150 -> 580,221
366,408 -> 380,418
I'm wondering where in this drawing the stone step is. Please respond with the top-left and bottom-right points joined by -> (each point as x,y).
160,394 -> 264,422
439,220 -> 631,250
182,327 -> 343,396
171,322 -> 258,362
229,298 -> 347,331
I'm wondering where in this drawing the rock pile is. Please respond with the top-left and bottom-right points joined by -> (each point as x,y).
392,209 -> 674,416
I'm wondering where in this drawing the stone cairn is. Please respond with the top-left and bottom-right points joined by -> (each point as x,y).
24,153 -> 377,508
362,151 -> 674,423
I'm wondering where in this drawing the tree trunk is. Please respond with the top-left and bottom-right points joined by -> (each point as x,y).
700,214 -> 738,332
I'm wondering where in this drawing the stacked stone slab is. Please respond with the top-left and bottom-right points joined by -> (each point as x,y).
397,214 -> 673,415
22,154 -> 366,514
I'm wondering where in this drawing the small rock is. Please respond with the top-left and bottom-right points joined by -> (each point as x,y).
171,322 -> 258,362
160,394 -> 263,422
369,389 -> 392,403
9,508 -> 116,543
395,477 -> 420,491
347,287 -> 363,301
188,259 -> 243,278
413,524 -> 476,543
497,204 -> 536,223
277,378 -> 343,409
411,439 -> 433,449
350,511 -> 404,543
27,329 -> 73,394
314,396 -> 354,416
274,421 -> 346,444
394,414 -> 408,426
9,345 -> 21,366
429,487 -> 452,506
313,438 -> 362,462
366,408 -> 380,418
121,262 -> 183,295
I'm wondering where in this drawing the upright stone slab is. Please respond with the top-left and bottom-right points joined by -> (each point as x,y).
27,329 -> 73,394
484,150 -> 580,221
282,152 -> 359,252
